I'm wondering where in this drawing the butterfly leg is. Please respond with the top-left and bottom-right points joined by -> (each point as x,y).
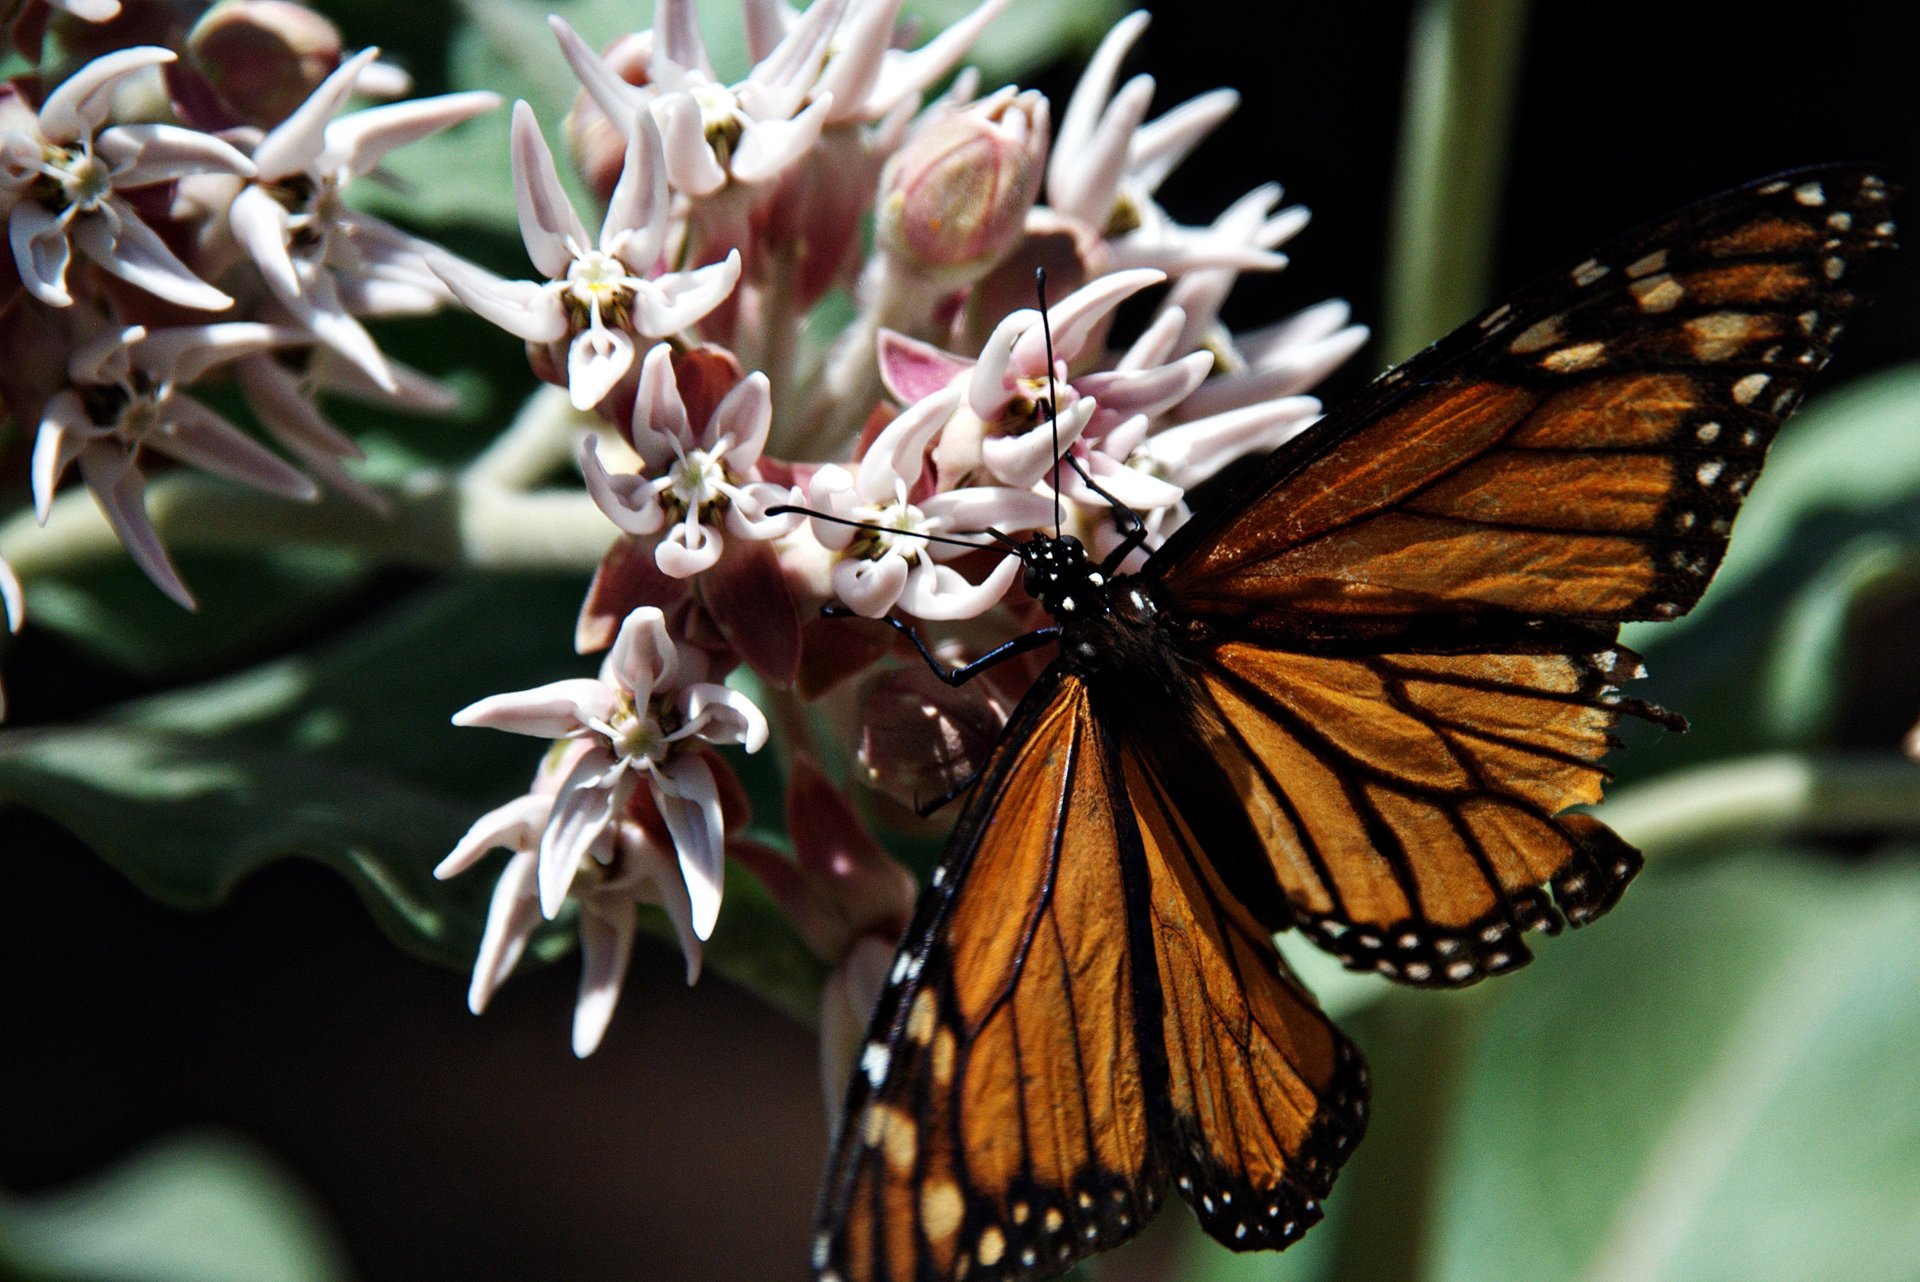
820,605 -> 1061,687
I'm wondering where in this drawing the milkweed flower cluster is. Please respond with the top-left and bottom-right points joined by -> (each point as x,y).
0,0 -> 1365,1060
0,0 -> 495,612
437,0 -> 1366,1057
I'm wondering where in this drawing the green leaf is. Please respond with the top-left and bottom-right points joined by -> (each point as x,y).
0,1133 -> 351,1282
0,575 -> 589,965
21,548 -> 370,680
1429,853 -> 1920,1282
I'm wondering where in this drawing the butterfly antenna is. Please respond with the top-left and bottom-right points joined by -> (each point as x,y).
1035,267 -> 1064,536
1033,270 -> 1149,549
766,504 -> 999,555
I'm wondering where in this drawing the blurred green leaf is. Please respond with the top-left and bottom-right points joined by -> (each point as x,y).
0,572 -> 827,1014
1429,852 -> 1920,1282
0,576 -> 588,965
0,1133 -> 351,1282
1756,536 -> 1909,743
21,549 -> 370,681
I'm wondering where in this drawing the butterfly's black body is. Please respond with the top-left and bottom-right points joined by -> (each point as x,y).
814,165 -> 1896,1282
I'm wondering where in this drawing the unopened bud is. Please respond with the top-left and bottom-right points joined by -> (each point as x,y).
876,88 -> 1049,286
188,0 -> 342,128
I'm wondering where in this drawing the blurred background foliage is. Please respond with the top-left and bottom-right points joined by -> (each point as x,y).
5,0 -> 1920,1279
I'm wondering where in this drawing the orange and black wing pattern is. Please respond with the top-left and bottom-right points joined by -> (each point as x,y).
1129,166 -> 1895,984
1154,166 -> 1896,640
814,672 -> 1367,1280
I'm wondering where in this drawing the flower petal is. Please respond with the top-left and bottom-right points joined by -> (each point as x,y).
430,255 -> 567,342
252,47 -> 378,182
147,396 -> 317,500
436,793 -> 551,880
77,446 -> 195,609
38,46 -> 173,143
894,552 -> 1021,621
467,850 -> 541,1013
579,435 -> 667,536
453,678 -> 616,737
628,250 -> 742,337
566,323 -> 638,412
572,894 -> 638,1055
74,203 -> 233,312
679,681 -> 770,752
539,759 -> 619,917
510,100 -> 588,278
607,606 -> 676,702
653,754 -> 726,940
10,202 -> 74,307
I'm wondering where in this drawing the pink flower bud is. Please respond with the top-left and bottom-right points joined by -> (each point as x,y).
187,1 -> 343,129
876,89 -> 1048,286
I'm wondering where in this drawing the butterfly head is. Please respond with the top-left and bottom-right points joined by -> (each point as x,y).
1019,532 -> 1158,628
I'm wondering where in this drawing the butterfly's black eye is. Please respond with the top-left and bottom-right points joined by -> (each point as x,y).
1023,559 -> 1047,597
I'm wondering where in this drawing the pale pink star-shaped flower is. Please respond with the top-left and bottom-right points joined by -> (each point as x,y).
31,323 -> 318,608
433,100 -> 741,412
1047,11 -> 1286,275
0,46 -> 253,310
579,342 -> 799,577
804,388 -> 1053,620
435,746 -> 703,1058
550,3 -> 838,199
228,47 -> 499,392
452,606 -> 768,939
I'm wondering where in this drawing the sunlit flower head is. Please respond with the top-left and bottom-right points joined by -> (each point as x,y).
452,606 -> 768,938
581,341 -> 799,577
434,100 -> 741,412
31,322 -> 317,608
228,47 -> 499,392
0,46 -> 253,310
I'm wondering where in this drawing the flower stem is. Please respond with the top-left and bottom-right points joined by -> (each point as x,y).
461,383 -> 594,491
1,473 -> 614,580
1382,0 -> 1533,362
1597,752 -> 1920,860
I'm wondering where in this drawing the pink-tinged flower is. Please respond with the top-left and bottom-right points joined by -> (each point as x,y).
433,100 -> 740,412
1046,11 -> 1283,275
0,552 -> 21,720
0,46 -> 253,310
876,87 -> 1048,286
733,0 -> 1011,128
452,606 -> 768,938
804,389 -> 1052,620
233,344 -> 455,512
580,342 -> 798,577
228,47 -> 499,391
31,322 -> 317,608
435,744 -> 705,1057
550,4 -> 835,199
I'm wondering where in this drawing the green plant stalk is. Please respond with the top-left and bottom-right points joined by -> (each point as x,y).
1597,752 -> 1920,861
1382,0 -> 1533,363
0,475 -> 614,582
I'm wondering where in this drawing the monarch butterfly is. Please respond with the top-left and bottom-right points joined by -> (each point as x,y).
809,166 -> 1896,1281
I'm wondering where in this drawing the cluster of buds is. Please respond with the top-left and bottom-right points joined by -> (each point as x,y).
0,0 -> 494,619
438,0 -> 1368,1061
